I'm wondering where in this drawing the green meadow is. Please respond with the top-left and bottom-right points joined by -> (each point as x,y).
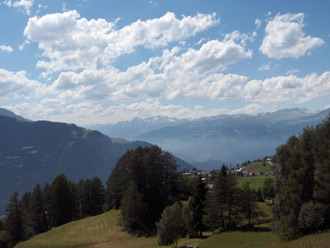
244,161 -> 273,174
16,206 -> 330,248
236,161 -> 276,190
236,176 -> 271,190
16,210 -> 201,248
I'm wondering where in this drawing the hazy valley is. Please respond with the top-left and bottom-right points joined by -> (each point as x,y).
90,108 -> 330,166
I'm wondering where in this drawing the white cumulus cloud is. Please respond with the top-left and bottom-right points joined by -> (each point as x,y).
24,11 -> 219,74
259,13 -> 324,59
0,69 -> 46,99
50,36 -> 251,102
243,71 -> 330,103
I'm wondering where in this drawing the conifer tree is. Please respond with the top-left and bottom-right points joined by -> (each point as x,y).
68,180 -> 81,220
90,177 -> 105,216
0,219 -> 11,248
274,135 -> 304,239
105,150 -> 133,209
50,174 -> 74,226
81,179 -> 92,217
4,191 -> 25,247
31,184 -> 49,234
202,191 -> 221,231
204,164 -> 241,231
20,191 -> 33,238
42,182 -> 54,228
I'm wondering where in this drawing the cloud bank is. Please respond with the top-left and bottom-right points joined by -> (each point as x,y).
1,9 -> 328,125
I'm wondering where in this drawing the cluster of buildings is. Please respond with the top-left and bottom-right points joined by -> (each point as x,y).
182,157 -> 275,181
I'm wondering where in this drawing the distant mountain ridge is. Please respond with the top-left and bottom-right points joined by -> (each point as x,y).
90,115 -> 188,140
91,108 -> 330,166
0,108 -> 28,121
0,112 -> 191,215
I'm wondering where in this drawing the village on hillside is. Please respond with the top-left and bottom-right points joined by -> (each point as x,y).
182,157 -> 276,189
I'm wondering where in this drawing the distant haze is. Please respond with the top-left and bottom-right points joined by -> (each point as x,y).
90,108 -> 330,167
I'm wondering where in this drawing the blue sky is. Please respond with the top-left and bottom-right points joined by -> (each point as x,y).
0,0 -> 329,125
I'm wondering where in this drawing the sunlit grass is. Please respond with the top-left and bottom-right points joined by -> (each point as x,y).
199,230 -> 280,248
16,209 -> 330,248
245,161 -> 273,173
16,210 -> 202,248
237,176 -> 269,190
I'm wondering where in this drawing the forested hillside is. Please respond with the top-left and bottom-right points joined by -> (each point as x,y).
0,115 -> 150,215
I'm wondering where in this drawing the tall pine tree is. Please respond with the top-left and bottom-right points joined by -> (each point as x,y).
4,191 -> 25,247
50,174 -> 74,226
31,184 -> 49,234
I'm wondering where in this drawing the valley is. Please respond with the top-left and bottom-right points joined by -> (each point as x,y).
90,108 -> 330,165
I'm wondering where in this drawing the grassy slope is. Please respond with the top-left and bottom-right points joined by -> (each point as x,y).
237,176 -> 270,190
16,209 -> 330,248
236,161 -> 275,190
15,210 -> 201,248
199,231 -> 330,248
199,230 -> 280,248
245,161 -> 273,173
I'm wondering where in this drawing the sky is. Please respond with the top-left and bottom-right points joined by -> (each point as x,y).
0,0 -> 329,126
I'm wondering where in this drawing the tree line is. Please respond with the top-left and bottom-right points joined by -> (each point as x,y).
273,115 -> 330,240
0,175 -> 105,248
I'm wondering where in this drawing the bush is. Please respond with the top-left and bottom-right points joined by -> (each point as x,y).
298,201 -> 325,234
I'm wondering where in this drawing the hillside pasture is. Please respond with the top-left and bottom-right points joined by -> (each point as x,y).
16,210 -> 202,248
16,209 -> 330,248
199,229 -> 280,248
244,161 -> 273,174
237,176 -> 271,190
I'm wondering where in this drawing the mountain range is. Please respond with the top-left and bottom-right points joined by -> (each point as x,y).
1,107 -> 329,214
90,108 -> 330,167
0,109 -> 190,215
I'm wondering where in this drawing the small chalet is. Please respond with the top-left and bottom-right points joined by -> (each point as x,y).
264,171 -> 274,176
242,170 -> 249,177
